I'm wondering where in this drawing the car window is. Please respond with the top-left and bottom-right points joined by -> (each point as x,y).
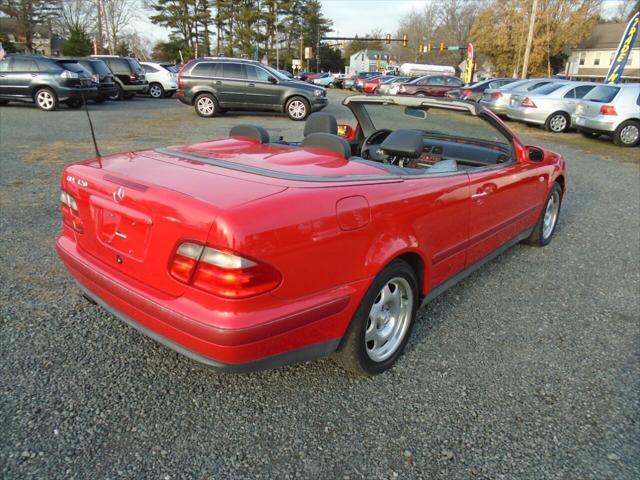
36,59 -> 57,71
574,85 -> 595,98
245,65 -> 271,82
127,58 -> 143,72
161,64 -> 178,73
445,76 -> 462,86
527,81 -> 552,91
143,64 -> 158,73
535,83 -> 564,95
222,63 -> 245,80
106,58 -> 130,74
0,59 -> 9,72
11,58 -> 38,72
90,60 -> 111,76
583,85 -> 620,103
637,92 -> 640,106
56,61 -> 87,74
190,62 -> 220,77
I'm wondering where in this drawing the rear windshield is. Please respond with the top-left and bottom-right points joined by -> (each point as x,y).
501,79 -> 530,91
527,81 -> 553,91
583,85 -> 620,103
161,64 -> 178,73
128,58 -> 143,72
90,60 -> 111,75
56,61 -> 87,74
534,83 -> 565,95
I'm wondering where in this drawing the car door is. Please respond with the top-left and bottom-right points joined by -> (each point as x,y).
5,57 -> 39,97
0,58 -> 10,96
426,76 -> 445,96
563,84 -> 595,116
218,62 -> 248,108
244,64 -> 280,109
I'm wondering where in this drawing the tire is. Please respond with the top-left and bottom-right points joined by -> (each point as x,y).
109,83 -> 123,101
285,96 -> 310,121
579,130 -> 599,139
123,93 -> 135,100
524,182 -> 562,247
613,120 -> 640,148
334,259 -> 419,375
545,111 -> 570,133
148,82 -> 164,99
194,93 -> 220,117
34,88 -> 58,111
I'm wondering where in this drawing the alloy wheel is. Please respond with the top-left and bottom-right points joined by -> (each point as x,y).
620,124 -> 639,146
288,100 -> 306,119
149,84 -> 163,98
197,96 -> 215,116
365,277 -> 414,362
549,114 -> 567,132
542,190 -> 560,240
36,90 -> 54,110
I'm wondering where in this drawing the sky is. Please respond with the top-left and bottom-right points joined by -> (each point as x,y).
134,0 -> 634,46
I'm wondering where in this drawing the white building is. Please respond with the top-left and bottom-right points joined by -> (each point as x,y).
565,23 -> 640,82
347,49 -> 390,76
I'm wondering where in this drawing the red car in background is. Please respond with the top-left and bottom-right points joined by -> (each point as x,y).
362,75 -> 387,94
354,71 -> 383,91
396,74 -> 464,97
57,95 -> 566,375
305,73 -> 320,83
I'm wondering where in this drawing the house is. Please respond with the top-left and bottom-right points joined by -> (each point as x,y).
0,17 -> 65,56
565,22 -> 639,82
347,50 -> 390,75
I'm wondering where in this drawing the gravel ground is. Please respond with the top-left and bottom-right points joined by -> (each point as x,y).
1,91 -> 639,479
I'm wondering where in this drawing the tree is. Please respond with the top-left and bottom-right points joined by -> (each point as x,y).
60,27 -> 91,55
152,36 -> 187,62
102,0 -> 137,54
319,45 -> 343,72
57,0 -> 94,36
0,0 -> 61,51
471,0 -> 600,77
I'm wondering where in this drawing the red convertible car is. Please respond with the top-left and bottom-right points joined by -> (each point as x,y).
57,96 -> 566,375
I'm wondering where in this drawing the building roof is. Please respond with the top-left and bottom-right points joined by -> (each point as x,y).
575,22 -> 639,50
350,49 -> 389,61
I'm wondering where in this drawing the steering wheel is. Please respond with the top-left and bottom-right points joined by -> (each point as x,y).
360,129 -> 392,162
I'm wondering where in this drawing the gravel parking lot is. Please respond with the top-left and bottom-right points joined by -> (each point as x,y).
1,90 -> 638,479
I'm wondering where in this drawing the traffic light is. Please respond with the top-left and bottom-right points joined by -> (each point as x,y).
419,44 -> 424,54
386,34 -> 391,45
402,34 -> 408,47
439,42 -> 445,52
427,43 -> 432,53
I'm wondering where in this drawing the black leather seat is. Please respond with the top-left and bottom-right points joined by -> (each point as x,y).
304,112 -> 338,137
302,133 -> 351,159
229,124 -> 270,144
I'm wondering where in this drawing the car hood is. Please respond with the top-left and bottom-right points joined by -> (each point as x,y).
281,79 -> 324,92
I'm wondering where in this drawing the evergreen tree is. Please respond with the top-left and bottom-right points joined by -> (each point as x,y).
60,27 -> 91,56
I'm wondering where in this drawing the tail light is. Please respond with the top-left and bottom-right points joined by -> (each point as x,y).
177,61 -> 192,89
490,92 -> 502,100
399,85 -> 406,92
169,242 -> 281,298
599,105 -> 617,115
521,97 -> 537,108
91,73 -> 99,82
129,73 -> 138,81
461,89 -> 473,97
60,190 -> 83,233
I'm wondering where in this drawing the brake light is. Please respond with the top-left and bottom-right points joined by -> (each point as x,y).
599,105 -> 617,115
60,190 -> 83,233
177,61 -> 192,88
490,92 -> 502,99
129,73 -> 138,81
461,89 -> 473,97
91,73 -> 99,82
169,242 -> 281,298
521,97 -> 537,108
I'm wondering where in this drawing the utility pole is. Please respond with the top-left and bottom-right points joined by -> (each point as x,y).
316,27 -> 320,71
96,0 -> 103,54
521,0 -> 538,79
275,8 -> 279,70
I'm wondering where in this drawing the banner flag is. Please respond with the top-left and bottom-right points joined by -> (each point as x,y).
605,12 -> 639,84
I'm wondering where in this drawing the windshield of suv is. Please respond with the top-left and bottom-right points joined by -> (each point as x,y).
127,58 -> 144,72
261,64 -> 290,81
583,85 -> 620,103
90,60 -> 111,76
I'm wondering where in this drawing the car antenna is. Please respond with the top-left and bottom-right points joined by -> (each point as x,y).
80,90 -> 101,159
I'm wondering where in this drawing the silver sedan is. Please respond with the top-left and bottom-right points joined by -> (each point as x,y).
479,78 -> 561,115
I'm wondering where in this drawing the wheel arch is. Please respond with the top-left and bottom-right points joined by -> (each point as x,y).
191,87 -> 219,105
282,93 -> 310,112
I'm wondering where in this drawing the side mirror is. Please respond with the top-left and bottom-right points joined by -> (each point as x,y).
526,146 -> 544,162
337,124 -> 356,140
268,76 -> 278,84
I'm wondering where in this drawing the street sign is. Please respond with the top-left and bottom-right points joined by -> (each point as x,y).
304,47 -> 313,60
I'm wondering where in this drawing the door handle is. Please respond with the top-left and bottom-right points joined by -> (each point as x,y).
214,80 -> 222,85
248,83 -> 255,87
471,191 -> 489,199
31,73 -> 38,77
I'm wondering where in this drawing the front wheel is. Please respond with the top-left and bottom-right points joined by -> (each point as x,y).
613,120 -> 640,147
334,259 -> 419,375
148,82 -> 164,99
285,96 -> 310,121
35,88 -> 58,111
545,112 -> 570,133
194,93 -> 220,117
524,182 -> 562,247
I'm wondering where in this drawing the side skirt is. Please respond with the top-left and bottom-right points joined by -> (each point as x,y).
421,227 -> 533,307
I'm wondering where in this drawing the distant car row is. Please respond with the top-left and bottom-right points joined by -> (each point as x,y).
0,54 -> 179,110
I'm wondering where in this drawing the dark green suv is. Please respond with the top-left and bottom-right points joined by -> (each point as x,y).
177,57 -> 328,120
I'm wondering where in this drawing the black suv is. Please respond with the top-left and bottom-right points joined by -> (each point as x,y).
0,55 -> 97,110
177,57 -> 328,120
63,58 -> 118,103
90,55 -> 147,100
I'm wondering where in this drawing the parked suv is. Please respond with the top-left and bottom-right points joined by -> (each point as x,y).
59,58 -> 118,103
141,61 -> 178,98
177,57 -> 328,120
572,83 -> 640,147
0,55 -> 96,110
396,75 -> 464,97
91,55 -> 147,100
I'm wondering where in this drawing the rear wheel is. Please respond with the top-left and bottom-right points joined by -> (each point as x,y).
109,83 -> 123,101
194,93 -> 220,117
285,96 -> 310,121
148,82 -> 164,99
35,88 -> 57,111
524,182 -> 562,247
545,112 -> 569,133
613,120 -> 640,147
334,259 -> 419,375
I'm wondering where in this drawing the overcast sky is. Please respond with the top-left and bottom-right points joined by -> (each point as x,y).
134,0 -> 633,45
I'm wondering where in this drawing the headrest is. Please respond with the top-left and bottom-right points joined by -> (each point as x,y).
304,112 -> 338,137
229,124 -> 270,144
380,129 -> 424,158
427,159 -> 457,174
302,133 -> 351,159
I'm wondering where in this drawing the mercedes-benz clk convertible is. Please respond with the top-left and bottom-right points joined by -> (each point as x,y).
56,95 -> 566,375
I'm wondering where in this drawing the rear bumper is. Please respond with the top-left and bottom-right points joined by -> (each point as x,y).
56,235 -> 362,371
506,106 -> 547,125
572,114 -> 618,133
58,87 -> 98,101
97,84 -> 119,98
122,82 -> 148,93
479,100 -> 508,115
